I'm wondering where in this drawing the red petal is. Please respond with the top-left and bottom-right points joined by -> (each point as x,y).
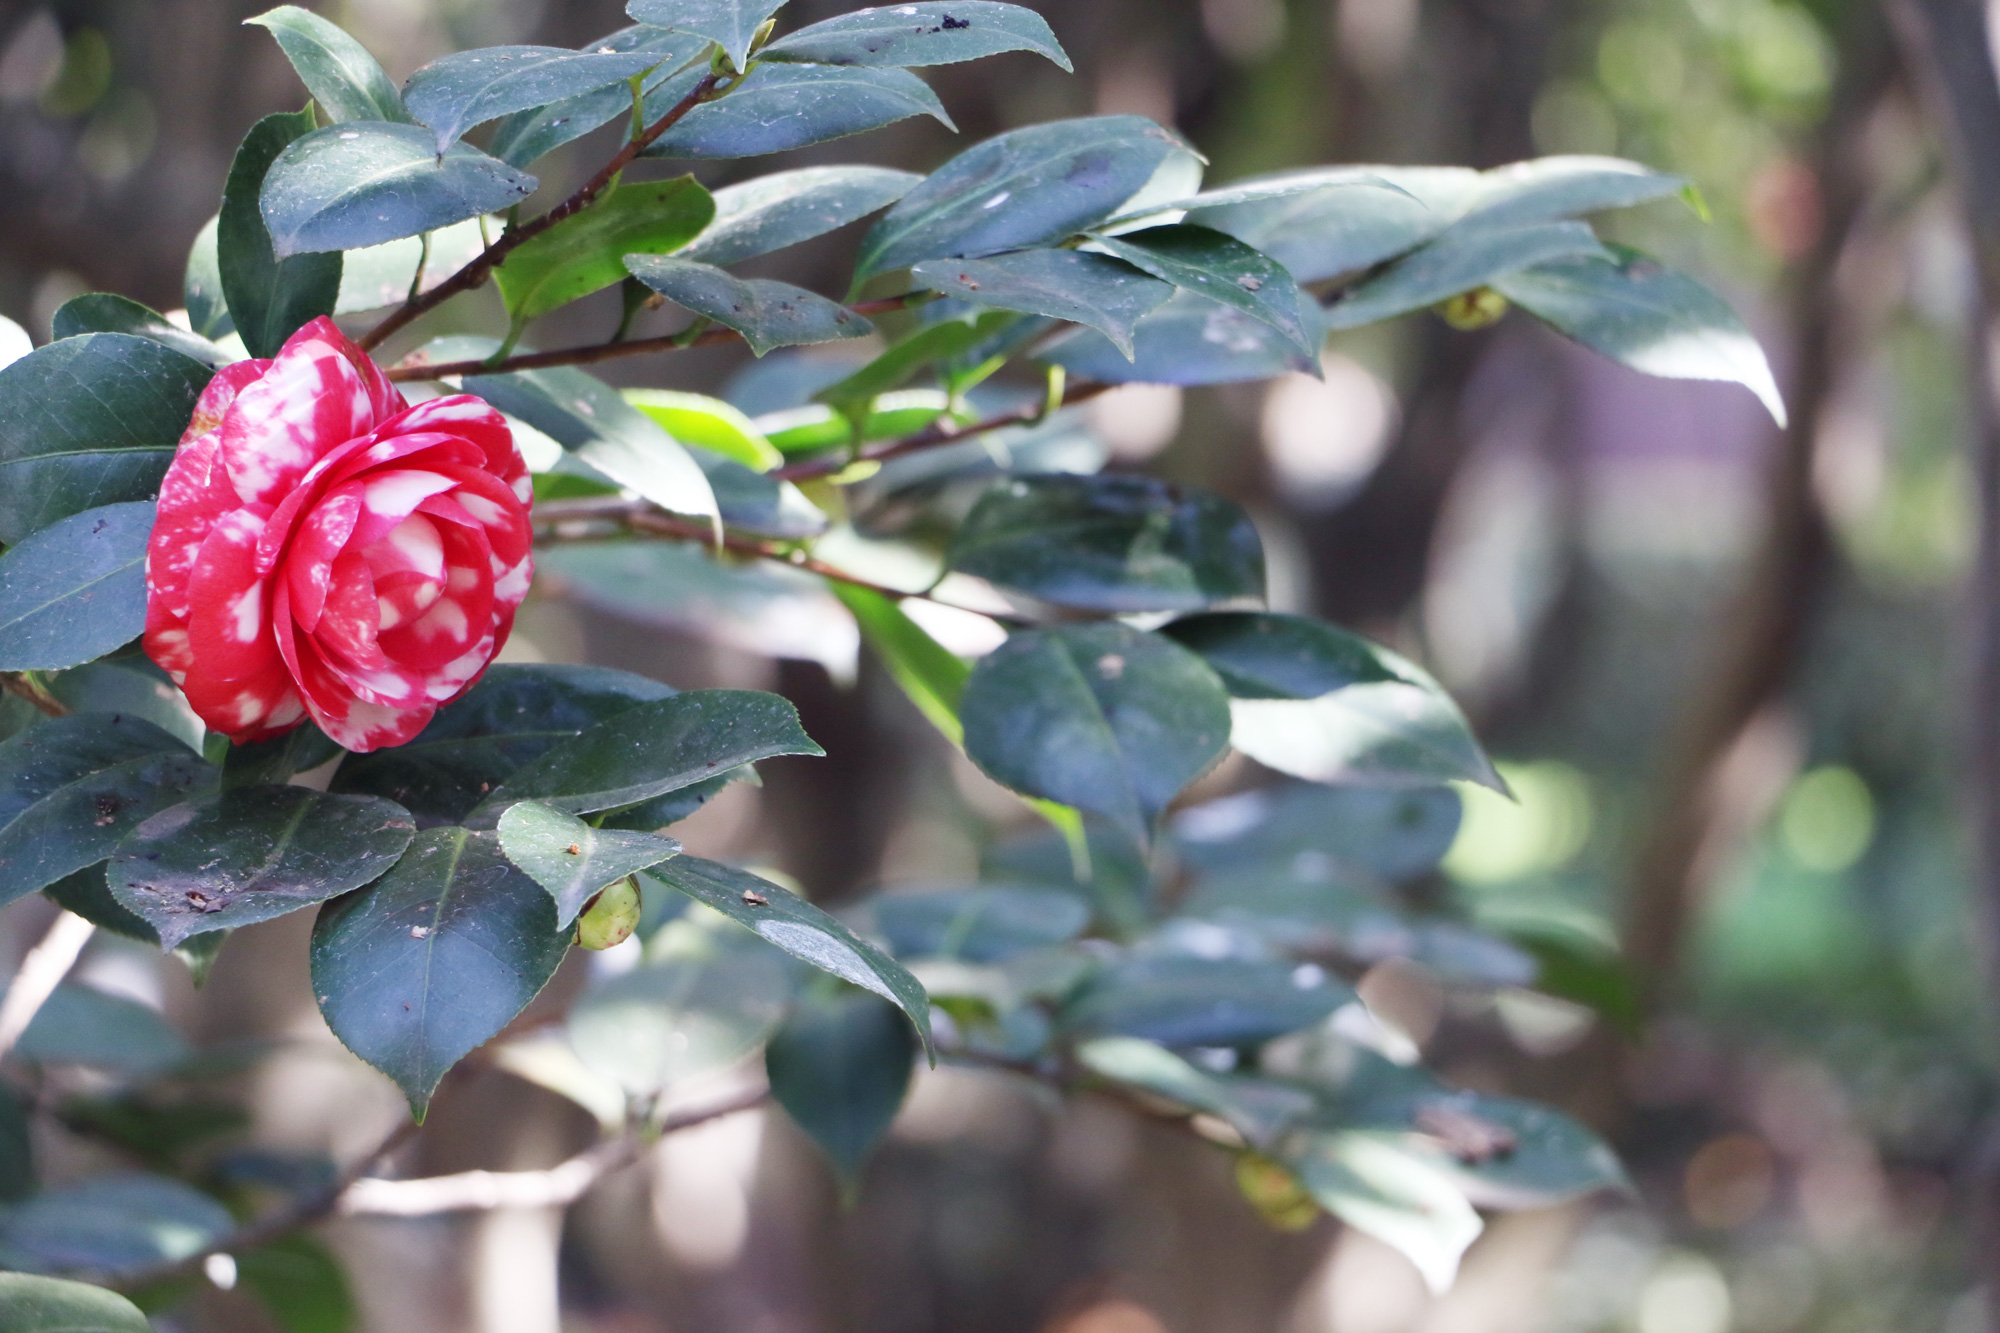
221,321 -> 397,507
184,510 -> 283,685
285,487 -> 362,635
182,359 -> 270,444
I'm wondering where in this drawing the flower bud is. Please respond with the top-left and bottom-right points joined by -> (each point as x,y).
576,876 -> 642,951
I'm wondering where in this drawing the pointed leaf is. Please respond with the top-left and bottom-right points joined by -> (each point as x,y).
1041,288 -> 1322,385
830,584 -> 969,744
813,310 -> 1017,409
1159,613 -> 1401,699
855,115 -> 1197,283
1087,224 -> 1317,355
496,176 -> 713,323
261,122 -> 537,257
0,1175 -> 234,1278
1451,155 -> 1685,232
51,295 -> 231,368
910,249 -> 1172,357
248,6 -> 410,124
0,501 -> 154,671
488,27 -> 710,168
681,165 -> 920,266
496,800 -> 679,927
648,855 -> 933,1053
1324,220 -> 1608,331
311,827 -> 571,1113
0,332 -> 212,545
1061,955 -> 1351,1047
479,689 -> 822,819
959,623 -> 1231,844
0,1273 -> 151,1332
766,989 -> 916,1182
222,110 -> 345,357
948,474 -> 1265,613
762,2 -> 1069,70
107,786 -> 415,949
403,44 -> 668,152
624,256 -> 873,355
1493,247 -> 1786,426
642,62 -> 954,160
626,0 -> 788,70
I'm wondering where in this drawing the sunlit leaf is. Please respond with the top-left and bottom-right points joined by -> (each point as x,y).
403,44 -> 667,152
261,123 -> 536,257
643,62 -> 953,159
248,6 -> 411,124
761,2 -> 1070,70
496,800 -> 679,928
496,176 -> 713,323
680,165 -> 920,267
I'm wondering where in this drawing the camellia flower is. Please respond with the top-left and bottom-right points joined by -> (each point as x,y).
144,317 -> 532,753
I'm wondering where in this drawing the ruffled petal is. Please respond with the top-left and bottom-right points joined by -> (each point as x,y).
184,510 -> 283,685
182,359 -> 270,445
220,319 -> 402,506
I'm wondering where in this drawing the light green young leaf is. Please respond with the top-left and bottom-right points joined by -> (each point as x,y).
831,584 -> 969,745
624,390 -> 783,471
496,176 -> 714,324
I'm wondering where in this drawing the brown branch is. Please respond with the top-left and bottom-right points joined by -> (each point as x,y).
0,672 -> 69,717
357,72 -> 725,353
771,380 -> 1116,483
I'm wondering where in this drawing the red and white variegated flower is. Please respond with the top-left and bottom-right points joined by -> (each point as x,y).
144,317 -> 532,753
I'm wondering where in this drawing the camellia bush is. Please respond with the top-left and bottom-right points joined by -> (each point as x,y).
0,1 -> 1787,1327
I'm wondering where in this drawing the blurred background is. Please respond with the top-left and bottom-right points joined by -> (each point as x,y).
2,0 -> 1996,1330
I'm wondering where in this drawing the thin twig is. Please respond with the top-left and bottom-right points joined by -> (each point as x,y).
0,672 -> 69,718
0,911 -> 95,1059
771,380 -> 1116,483
358,72 -> 725,353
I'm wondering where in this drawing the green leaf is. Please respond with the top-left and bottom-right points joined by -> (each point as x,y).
43,660 -> 204,753
1172,783 -> 1462,883
643,62 -> 955,160
0,332 -> 212,546
488,27 -> 710,168
42,866 -> 159,945
106,786 -> 415,949
222,110 -> 345,358
1105,168 -> 1407,228
959,623 -> 1232,845
479,689 -> 822,819
681,165 -> 920,266
1160,612 -> 1400,699
0,501 -> 154,671
1061,955 -> 1351,1047
0,1174 -> 234,1278
948,474 -> 1265,613
910,249 -> 1172,358
1323,220 -> 1608,331
261,122 -> 537,257
830,584 -> 968,744
0,1273 -> 152,1331
567,937 -> 792,1092
1042,288 -> 1322,385
1086,225 -> 1318,355
871,886 -> 1089,961
236,1235 -> 357,1333
761,2 -> 1070,70
404,45 -> 668,153
495,177 -> 713,324
854,115 -> 1196,284
814,310 -> 1016,410
0,714 -> 216,911
1075,1037 -> 1315,1148
311,827 -> 571,1114
648,855 -> 933,1055
51,295 -> 231,368
1492,247 -> 1786,426
16,983 -> 189,1076
222,722 -> 343,790
624,390 -> 782,471
183,214 -> 232,338
626,0 -> 788,71
766,989 -> 916,1182
247,6 -> 410,124
1277,1131 -> 1481,1293
334,217 -> 488,314
330,663 -> 676,822
496,800 -> 679,928
1450,155 -> 1686,231
624,255 -> 873,355
1364,1090 -> 1627,1208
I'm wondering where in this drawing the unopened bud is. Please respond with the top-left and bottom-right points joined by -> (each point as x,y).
1437,286 -> 1510,331
576,876 -> 642,950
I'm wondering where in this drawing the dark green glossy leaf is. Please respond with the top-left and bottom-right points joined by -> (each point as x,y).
311,827 -> 571,1113
960,623 -> 1231,844
626,0 -> 787,70
1075,1036 -> 1315,1148
237,1235 -> 357,1333
831,584 -> 968,744
481,690 -> 819,819
51,295 -> 231,368
1061,954 -> 1351,1047
681,165 -> 919,266
1087,225 -> 1317,355
488,27 -> 709,168
42,865 -> 159,945
0,713 -> 215,911
1492,246 -> 1785,425
648,855 -> 932,1054
107,786 -> 415,949
1160,613 -> 1399,699
762,2 -> 1069,70
949,474 -> 1264,612
261,122 -> 536,257
331,663 -> 676,822
625,255 -> 873,355
0,1084 -> 30,1202
222,110 -> 345,357
872,886 -> 1089,962
910,249 -> 1171,357
0,501 -> 153,671
0,1273 -> 153,1329
1041,288 -> 1322,385
1323,220 -> 1608,331
568,936 -> 792,1092
0,1174 -> 233,1278
643,62 -> 954,160
766,989 -> 915,1182
496,176 -> 713,323
854,115 -> 1194,283
183,214 -> 232,338
403,44 -> 666,152
1172,782 -> 1461,883
44,659 -> 204,753
496,800 -> 679,927
15,983 -> 188,1076
0,333 -> 212,546
248,6 -> 411,124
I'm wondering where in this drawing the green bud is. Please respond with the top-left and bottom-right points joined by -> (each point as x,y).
576,876 -> 642,951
